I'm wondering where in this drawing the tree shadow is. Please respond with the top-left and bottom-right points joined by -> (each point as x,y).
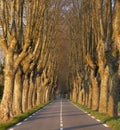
64,122 -> 104,130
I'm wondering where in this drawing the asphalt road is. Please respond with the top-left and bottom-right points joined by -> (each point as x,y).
8,99 -> 112,130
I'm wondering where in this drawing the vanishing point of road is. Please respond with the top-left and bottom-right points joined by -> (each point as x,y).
8,99 -> 112,130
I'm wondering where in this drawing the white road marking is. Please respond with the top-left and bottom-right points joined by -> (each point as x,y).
91,116 -> 95,119
8,103 -> 55,130
60,99 -> 63,130
24,118 -> 28,121
96,119 -> 101,122
103,124 -> 109,127
32,113 -> 36,116
69,101 -> 111,129
16,122 -> 22,126
69,101 -> 87,113
71,102 -> 81,110
60,123 -> 63,127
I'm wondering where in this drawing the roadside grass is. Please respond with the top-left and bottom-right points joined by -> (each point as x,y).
73,102 -> 120,130
0,101 -> 51,130
118,102 -> 120,113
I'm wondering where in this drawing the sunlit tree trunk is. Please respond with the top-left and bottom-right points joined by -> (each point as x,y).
13,67 -> 23,115
91,77 -> 99,110
32,82 -> 37,107
99,66 -> 109,113
28,72 -> 34,110
36,76 -> 42,105
88,84 -> 92,108
0,53 -> 15,121
22,74 -> 29,112
107,0 -> 120,117
0,0 -> 31,121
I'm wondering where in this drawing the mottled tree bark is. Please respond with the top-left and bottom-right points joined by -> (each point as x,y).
13,67 -> 23,115
99,66 -> 109,113
22,75 -> 29,112
0,54 -> 15,121
108,73 -> 119,117
28,72 -> 34,110
91,77 -> 99,110
36,76 -> 42,105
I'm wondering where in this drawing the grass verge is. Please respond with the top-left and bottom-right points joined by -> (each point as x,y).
118,102 -> 120,113
73,102 -> 120,130
0,101 -> 51,130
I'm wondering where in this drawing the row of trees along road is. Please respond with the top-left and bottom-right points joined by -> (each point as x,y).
0,0 -> 61,122
67,0 -> 120,117
0,0 -> 120,122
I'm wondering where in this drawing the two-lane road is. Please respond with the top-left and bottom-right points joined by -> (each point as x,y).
8,99 -> 112,130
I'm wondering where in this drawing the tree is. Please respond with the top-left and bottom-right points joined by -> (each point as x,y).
0,0 -> 31,121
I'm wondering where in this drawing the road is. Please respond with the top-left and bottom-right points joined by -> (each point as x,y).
8,99 -> 112,130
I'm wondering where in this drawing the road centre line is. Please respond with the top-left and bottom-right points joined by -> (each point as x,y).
60,99 -> 63,130
60,123 -> 63,127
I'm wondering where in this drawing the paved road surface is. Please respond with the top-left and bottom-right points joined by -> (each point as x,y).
8,99 -> 112,130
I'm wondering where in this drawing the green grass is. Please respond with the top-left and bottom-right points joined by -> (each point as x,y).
118,102 -> 120,112
73,102 -> 120,130
0,101 -> 51,130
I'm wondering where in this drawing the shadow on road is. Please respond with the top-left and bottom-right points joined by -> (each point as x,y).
63,123 -> 103,130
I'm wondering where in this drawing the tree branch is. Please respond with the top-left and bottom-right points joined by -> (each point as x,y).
0,37 -> 8,54
86,53 -> 96,70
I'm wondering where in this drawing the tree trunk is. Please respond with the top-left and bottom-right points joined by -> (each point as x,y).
85,87 -> 90,107
91,77 -> 99,110
0,54 -> 15,121
28,72 -> 34,110
108,73 -> 119,117
88,84 -> 92,108
13,68 -> 23,115
99,66 -> 109,113
22,75 -> 29,112
78,88 -> 84,105
47,85 -> 53,101
32,83 -> 37,107
44,87 -> 49,103
38,85 -> 45,104
36,77 -> 42,105
72,80 -> 78,102
106,0 -> 120,117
